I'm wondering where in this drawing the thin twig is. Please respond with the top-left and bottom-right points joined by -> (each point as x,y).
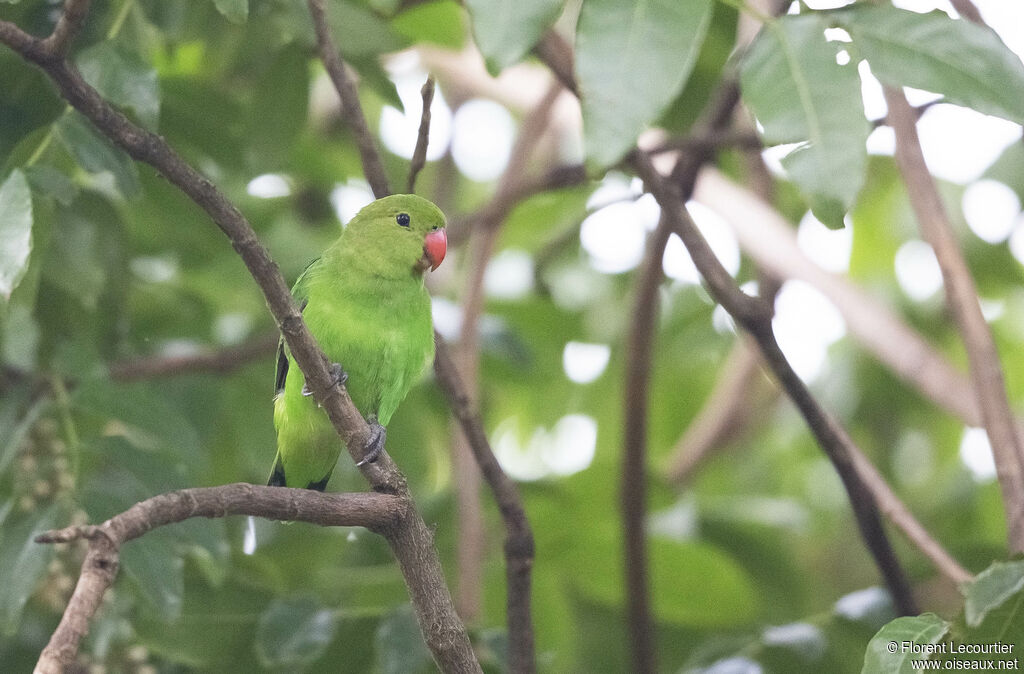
406,76 -> 435,194
41,0 -> 92,57
448,78 -> 561,627
949,0 -> 985,25
1,5 -> 479,671
108,333 -> 279,382
307,0 -> 391,199
632,150 -> 920,616
434,338 -> 536,674
620,80 -> 744,674
885,86 -> 1024,553
694,168 -> 974,585
622,217 -> 670,674
447,163 -> 587,247
305,5 -> 537,668
34,485 -> 404,674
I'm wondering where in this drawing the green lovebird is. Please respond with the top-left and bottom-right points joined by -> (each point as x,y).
268,194 -> 448,490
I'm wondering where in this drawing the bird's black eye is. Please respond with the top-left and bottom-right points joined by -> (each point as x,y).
396,213 -> 410,227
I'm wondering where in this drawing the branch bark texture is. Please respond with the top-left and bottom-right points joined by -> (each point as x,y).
886,87 -> 1024,553
0,4 -> 480,671
631,151 -> 919,615
34,485 -> 404,674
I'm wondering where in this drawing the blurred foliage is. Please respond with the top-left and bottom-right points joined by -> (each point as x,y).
1,0 -> 1024,672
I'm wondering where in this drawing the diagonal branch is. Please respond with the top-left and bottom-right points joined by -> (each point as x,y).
433,338 -> 536,674
885,86 -> 1024,553
1,4 -> 478,672
34,485 -> 405,674
108,333 -> 279,382
632,150 -> 919,615
307,0 -> 391,199
304,6 -> 537,671
406,76 -> 435,194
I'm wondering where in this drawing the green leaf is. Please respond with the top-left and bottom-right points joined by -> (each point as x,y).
77,43 -> 161,131
24,165 -> 77,206
862,614 -> 949,674
0,503 -> 67,635
0,388 -> 45,476
374,605 -> 432,674
464,0 -> 562,73
214,0 -> 248,24
963,560 -> 1024,628
121,529 -> 185,622
255,597 -> 339,670
741,15 -> 869,228
837,7 -> 1024,124
54,111 -> 140,197
0,169 -> 32,301
576,0 -> 714,167
247,46 -> 310,168
392,0 -> 467,50
574,535 -> 759,628
327,2 -> 406,57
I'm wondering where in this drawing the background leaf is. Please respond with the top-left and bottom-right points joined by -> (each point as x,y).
464,0 -> 563,73
741,15 -> 869,227
837,7 -> 1024,124
0,503 -> 66,635
255,596 -> 339,670
576,0 -> 714,167
0,169 -> 32,301
77,42 -> 161,131
861,614 -> 949,674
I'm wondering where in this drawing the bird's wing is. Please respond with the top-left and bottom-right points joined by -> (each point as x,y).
274,260 -> 316,395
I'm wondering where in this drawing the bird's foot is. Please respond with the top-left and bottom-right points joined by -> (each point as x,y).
302,362 -> 348,397
355,420 -> 386,467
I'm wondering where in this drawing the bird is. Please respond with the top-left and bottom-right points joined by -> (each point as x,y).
268,194 -> 447,490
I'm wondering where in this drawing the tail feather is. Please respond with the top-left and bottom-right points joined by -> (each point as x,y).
267,455 -> 287,487
266,454 -> 332,491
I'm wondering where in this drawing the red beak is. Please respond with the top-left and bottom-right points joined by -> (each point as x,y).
424,228 -> 447,271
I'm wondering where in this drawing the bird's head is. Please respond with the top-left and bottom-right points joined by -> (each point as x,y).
346,194 -> 447,278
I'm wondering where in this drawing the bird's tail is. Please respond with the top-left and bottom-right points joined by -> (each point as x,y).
266,453 -> 332,491
267,453 -> 287,487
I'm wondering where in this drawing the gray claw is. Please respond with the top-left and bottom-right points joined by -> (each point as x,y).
302,362 -> 348,397
355,421 -> 386,467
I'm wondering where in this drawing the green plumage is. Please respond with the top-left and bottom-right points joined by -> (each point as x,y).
269,194 -> 446,489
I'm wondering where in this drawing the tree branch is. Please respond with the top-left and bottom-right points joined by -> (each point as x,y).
307,0 -> 391,199
34,485 -> 405,674
433,337 -> 536,674
885,86 -> 1024,553
304,6 -> 537,669
694,167 -> 974,586
619,80 -> 745,674
1,3 -> 479,670
631,151 -> 919,615
406,76 -> 435,194
108,333 -> 279,382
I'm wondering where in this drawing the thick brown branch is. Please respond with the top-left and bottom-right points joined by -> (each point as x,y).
632,151 -> 919,615
406,76 -> 435,194
34,485 -> 404,674
886,87 -> 1024,553
108,333 -> 279,382
307,0 -> 391,199
3,4 -> 478,671
307,3 -> 534,669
